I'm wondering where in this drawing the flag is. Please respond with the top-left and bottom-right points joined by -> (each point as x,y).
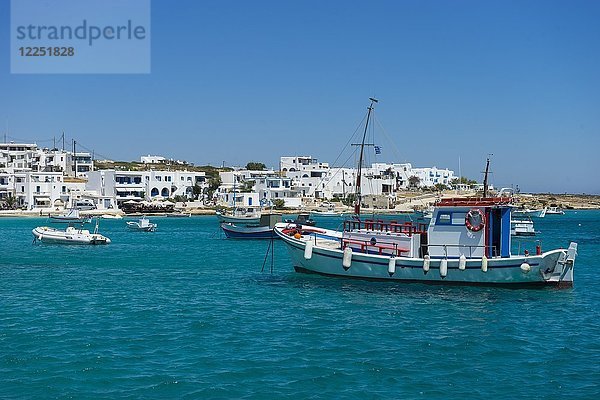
374,145 -> 382,155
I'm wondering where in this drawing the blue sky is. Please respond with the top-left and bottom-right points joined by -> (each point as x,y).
1,0 -> 599,193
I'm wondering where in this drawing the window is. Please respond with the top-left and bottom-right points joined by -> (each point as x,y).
436,212 -> 452,225
452,213 -> 466,225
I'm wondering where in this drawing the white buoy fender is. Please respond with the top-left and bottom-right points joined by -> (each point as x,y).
388,257 -> 396,276
423,255 -> 430,274
440,258 -> 448,278
520,262 -> 531,273
342,247 -> 353,270
459,254 -> 466,271
304,240 -> 314,260
481,255 -> 488,272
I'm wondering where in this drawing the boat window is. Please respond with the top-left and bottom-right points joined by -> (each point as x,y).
437,212 -> 451,225
452,213 -> 466,225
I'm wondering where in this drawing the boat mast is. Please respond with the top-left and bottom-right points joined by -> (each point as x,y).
354,97 -> 378,215
482,157 -> 490,198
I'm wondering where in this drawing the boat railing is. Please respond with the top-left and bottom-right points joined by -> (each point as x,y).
436,197 -> 513,207
512,237 -> 543,256
423,244 -> 499,259
341,237 -> 411,257
343,219 -> 428,236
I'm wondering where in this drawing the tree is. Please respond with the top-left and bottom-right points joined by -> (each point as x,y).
206,176 -> 221,200
408,175 -> 421,189
451,176 -> 478,186
434,183 -> 449,192
192,184 -> 203,198
240,180 -> 255,193
273,199 -> 286,209
3,194 -> 17,210
342,193 -> 356,207
246,162 -> 266,171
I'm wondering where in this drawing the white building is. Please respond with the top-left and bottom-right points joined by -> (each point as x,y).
87,169 -> 208,205
409,166 -> 455,187
280,155 -> 456,198
218,169 -> 302,208
0,143 -> 39,170
141,155 -> 167,164
280,156 -> 329,173
13,172 -> 85,210
0,142 -> 94,178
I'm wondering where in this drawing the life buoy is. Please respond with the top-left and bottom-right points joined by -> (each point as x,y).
465,208 -> 485,232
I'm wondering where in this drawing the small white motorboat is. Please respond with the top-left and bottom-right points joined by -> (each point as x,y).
512,207 -> 547,218
100,214 -> 123,219
126,216 -> 157,232
546,207 -> 565,215
32,221 -> 111,245
511,218 -> 537,236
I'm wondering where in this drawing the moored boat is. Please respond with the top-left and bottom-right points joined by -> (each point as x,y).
216,207 -> 261,225
100,214 -> 123,219
274,99 -> 577,287
285,212 -> 315,226
126,216 -> 157,232
221,213 -> 281,239
32,220 -> 111,245
49,208 -> 91,224
546,207 -> 565,215
511,218 -> 536,236
513,208 -> 547,218
275,197 -> 577,287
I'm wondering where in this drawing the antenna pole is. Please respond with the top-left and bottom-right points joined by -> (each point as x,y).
355,97 -> 378,215
483,155 -> 492,198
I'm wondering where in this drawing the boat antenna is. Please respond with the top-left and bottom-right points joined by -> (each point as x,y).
482,154 -> 492,198
354,97 -> 378,216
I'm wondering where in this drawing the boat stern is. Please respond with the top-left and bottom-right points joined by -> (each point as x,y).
540,242 -> 577,287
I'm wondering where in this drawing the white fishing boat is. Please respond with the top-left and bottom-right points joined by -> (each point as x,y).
546,207 -> 565,215
274,99 -> 577,287
126,216 -> 157,232
511,218 -> 536,236
216,207 -> 261,225
512,207 -> 547,218
32,220 -> 111,245
312,202 -> 342,217
221,214 -> 282,239
49,208 -> 91,224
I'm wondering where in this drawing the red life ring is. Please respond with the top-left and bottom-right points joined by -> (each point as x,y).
465,208 -> 485,232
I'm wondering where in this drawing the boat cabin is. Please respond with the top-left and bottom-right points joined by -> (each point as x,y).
427,197 -> 513,259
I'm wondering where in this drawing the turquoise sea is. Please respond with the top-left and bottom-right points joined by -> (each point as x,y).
1,211 -> 599,399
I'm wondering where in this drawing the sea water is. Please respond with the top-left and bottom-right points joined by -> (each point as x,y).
1,212 -> 599,399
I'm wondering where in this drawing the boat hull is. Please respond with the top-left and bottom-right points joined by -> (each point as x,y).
32,227 -> 111,245
275,228 -> 575,287
126,222 -> 156,232
221,223 -> 276,239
